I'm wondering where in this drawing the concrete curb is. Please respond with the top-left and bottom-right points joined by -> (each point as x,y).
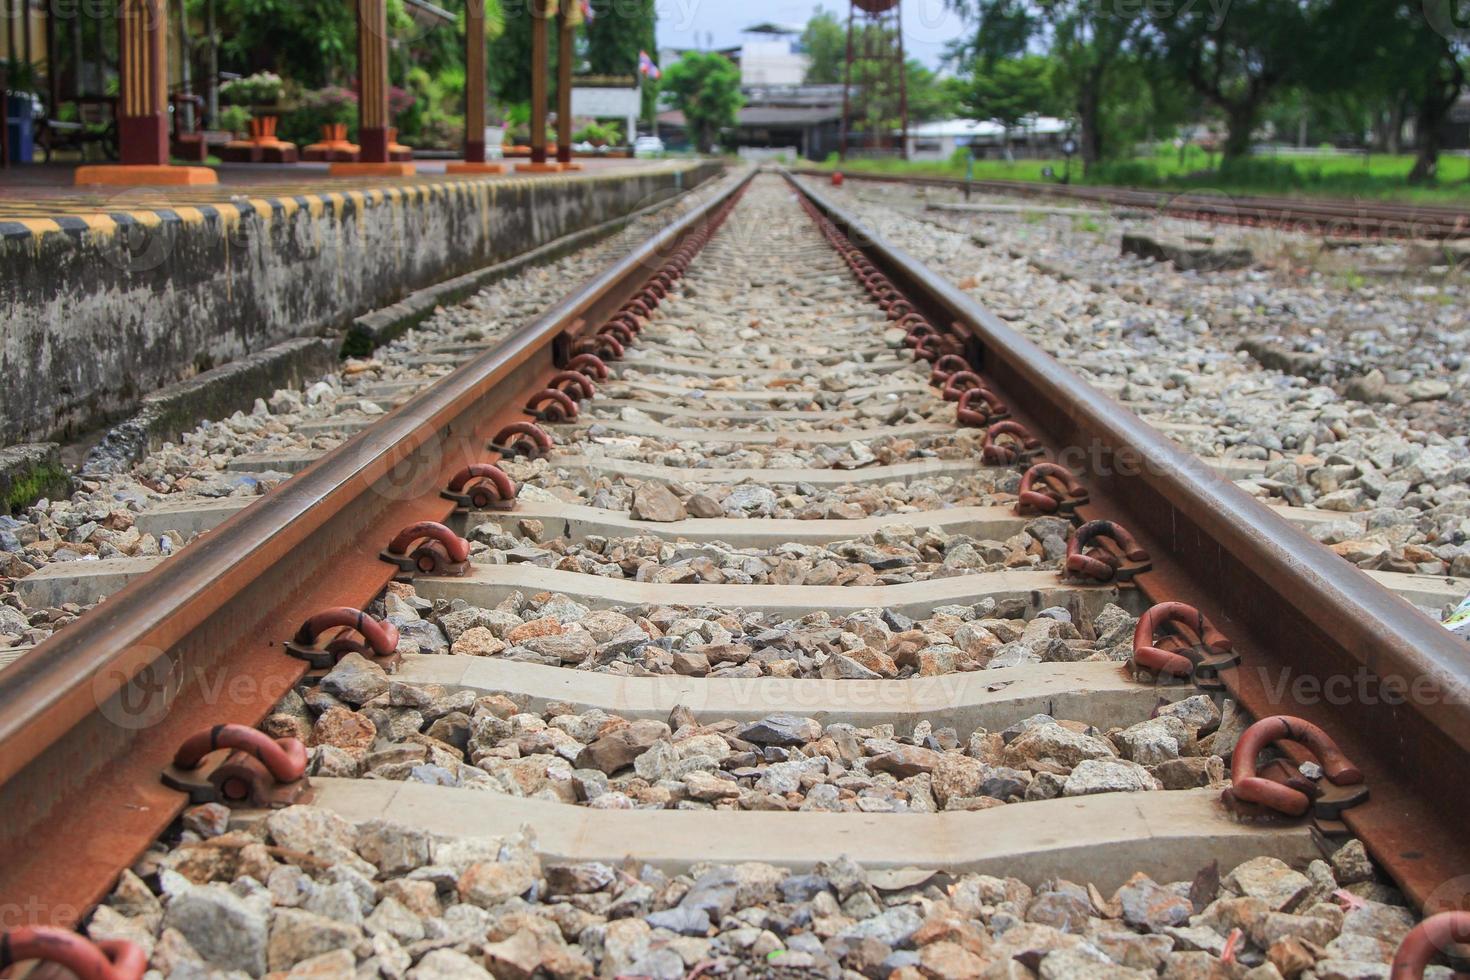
0,443 -> 69,512
345,187 -> 694,355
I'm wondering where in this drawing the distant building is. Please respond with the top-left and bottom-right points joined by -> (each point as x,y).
737,24 -> 810,87
658,84 -> 845,160
905,116 -> 1072,161
654,25 -> 842,161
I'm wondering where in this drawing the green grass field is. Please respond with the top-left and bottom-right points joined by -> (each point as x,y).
820,145 -> 1470,204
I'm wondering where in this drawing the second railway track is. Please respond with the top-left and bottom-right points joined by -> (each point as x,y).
3,169 -> 1469,979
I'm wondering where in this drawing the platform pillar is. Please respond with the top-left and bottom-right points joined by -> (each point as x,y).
555,2 -> 579,170
331,0 -> 414,176
447,0 -> 504,175
518,0 -> 558,172
75,0 -> 216,185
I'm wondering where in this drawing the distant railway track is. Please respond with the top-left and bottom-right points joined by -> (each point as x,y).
795,166 -> 1470,241
3,167 -> 1468,976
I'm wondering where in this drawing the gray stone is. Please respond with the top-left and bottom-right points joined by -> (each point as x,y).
738,713 -> 823,746
1062,759 -> 1162,796
267,908 -> 363,973
646,906 -> 712,936
320,652 -> 390,706
836,906 -> 923,947
1224,856 -> 1312,911
1114,872 -> 1193,931
163,883 -> 268,977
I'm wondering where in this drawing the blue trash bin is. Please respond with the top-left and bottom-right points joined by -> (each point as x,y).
6,93 -> 35,163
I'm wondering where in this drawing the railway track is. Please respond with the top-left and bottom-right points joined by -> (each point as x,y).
794,167 -> 1470,242
2,168 -> 1469,978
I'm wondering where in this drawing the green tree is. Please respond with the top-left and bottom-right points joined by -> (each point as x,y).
490,1 -> 561,107
905,61 -> 962,123
801,8 -> 846,84
962,54 -> 1054,159
662,51 -> 743,153
946,1 -> 1151,172
586,0 -> 658,121
1145,0 -> 1317,161
1317,0 -> 1467,182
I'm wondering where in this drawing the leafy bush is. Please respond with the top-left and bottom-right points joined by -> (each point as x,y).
220,71 -> 284,106
279,86 -> 357,144
572,121 -> 624,145
218,104 -> 252,136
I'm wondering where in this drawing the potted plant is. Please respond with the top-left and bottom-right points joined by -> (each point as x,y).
220,71 -> 284,109
219,104 -> 251,139
573,122 -> 610,148
484,104 -> 508,157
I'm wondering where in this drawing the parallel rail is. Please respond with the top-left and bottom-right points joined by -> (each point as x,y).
789,169 -> 1470,906
0,161 -> 1465,938
0,169 -> 755,920
793,166 -> 1470,240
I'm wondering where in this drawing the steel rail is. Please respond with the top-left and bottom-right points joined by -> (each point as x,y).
793,167 -> 1470,239
787,169 -> 1470,908
0,167 -> 753,923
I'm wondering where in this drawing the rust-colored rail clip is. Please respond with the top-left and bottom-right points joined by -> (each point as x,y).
525,388 -> 578,423
286,607 -> 401,670
0,927 -> 146,980
981,420 -> 1043,465
549,369 -> 597,402
490,421 -> 553,459
380,521 -> 470,578
1016,462 -> 1087,516
1223,715 -> 1366,819
941,370 -> 988,403
956,387 -> 1008,428
1064,519 -> 1152,582
565,352 -> 609,380
442,463 -> 518,512
162,724 -> 310,809
1129,601 -> 1238,689
573,333 -> 624,360
929,354 -> 969,387
1392,912 -> 1470,979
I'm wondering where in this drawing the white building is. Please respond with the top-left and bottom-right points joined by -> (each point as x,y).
905,116 -> 1072,160
739,38 -> 809,87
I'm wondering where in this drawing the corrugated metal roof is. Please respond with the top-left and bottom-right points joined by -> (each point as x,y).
737,106 -> 844,126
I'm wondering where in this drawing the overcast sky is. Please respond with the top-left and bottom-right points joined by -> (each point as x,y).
653,0 -> 969,70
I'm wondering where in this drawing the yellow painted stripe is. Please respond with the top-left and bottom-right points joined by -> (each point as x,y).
75,214 -> 119,235
172,207 -> 206,225
16,219 -> 63,236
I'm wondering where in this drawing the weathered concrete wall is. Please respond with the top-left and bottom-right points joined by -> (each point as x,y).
0,162 -> 722,445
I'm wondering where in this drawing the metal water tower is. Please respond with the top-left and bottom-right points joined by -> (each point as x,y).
839,0 -> 909,160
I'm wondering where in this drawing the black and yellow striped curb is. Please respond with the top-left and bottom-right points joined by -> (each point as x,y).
0,161 -> 693,243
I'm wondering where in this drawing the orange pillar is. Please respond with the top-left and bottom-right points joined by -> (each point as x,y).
556,2 -> 579,170
518,0 -> 557,172
448,0 -> 503,174
75,0 -> 215,185
332,0 -> 414,176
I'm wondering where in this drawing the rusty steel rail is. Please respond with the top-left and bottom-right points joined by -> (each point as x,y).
785,169 -> 1470,909
0,167 -> 754,924
793,166 -> 1470,240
